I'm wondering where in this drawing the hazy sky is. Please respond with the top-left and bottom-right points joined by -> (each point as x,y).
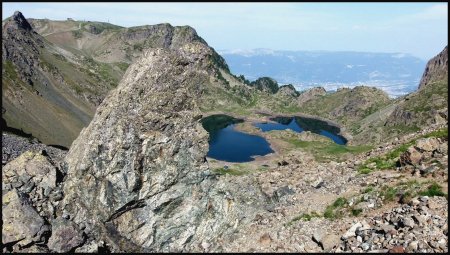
2,2 -> 448,60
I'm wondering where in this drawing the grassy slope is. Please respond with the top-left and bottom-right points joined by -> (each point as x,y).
299,86 -> 392,128
2,58 -> 94,147
351,78 -> 448,145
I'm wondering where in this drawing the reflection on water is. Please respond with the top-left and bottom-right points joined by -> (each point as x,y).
200,114 -> 347,163
255,116 -> 347,145
201,115 -> 273,162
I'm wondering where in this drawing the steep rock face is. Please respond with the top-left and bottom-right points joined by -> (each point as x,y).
385,46 -> 448,130
2,11 -> 44,85
61,43 -> 265,252
419,46 -> 448,90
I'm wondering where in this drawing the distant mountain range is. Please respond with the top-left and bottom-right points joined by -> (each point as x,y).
219,49 -> 427,97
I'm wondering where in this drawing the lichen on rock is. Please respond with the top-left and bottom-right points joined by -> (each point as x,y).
60,42 -> 264,252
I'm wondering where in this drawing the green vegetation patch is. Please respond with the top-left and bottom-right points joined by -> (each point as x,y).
362,185 -> 375,194
321,179 -> 447,222
419,183 -> 446,197
133,43 -> 144,51
115,62 -> 130,72
351,208 -> 363,216
286,211 -> 321,226
422,128 -> 448,139
284,137 -> 372,163
72,30 -> 82,39
357,128 -> 448,174
378,180 -> 446,203
212,167 -> 247,176
323,197 -> 348,219
3,60 -> 18,81
293,211 -> 321,222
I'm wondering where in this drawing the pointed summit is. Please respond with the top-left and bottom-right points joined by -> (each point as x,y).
4,11 -> 33,31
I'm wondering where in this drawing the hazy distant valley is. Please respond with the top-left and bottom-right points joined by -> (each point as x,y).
220,49 -> 426,97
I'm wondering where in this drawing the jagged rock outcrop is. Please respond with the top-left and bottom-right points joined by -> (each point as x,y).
277,84 -> 299,97
2,11 -> 43,85
399,137 -> 446,167
384,46 -> 448,130
1,143 -> 65,254
249,77 -> 279,94
419,46 -> 448,90
4,11 -> 33,31
296,87 -> 326,105
60,43 -> 266,252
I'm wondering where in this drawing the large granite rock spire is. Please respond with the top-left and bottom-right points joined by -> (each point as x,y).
60,42 -> 265,252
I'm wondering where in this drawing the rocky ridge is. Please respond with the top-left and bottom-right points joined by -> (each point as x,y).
296,86 -> 326,105
419,45 -> 448,90
2,11 -> 44,85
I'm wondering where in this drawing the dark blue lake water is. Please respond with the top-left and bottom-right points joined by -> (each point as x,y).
206,124 -> 274,162
254,116 -> 347,145
201,114 -> 347,163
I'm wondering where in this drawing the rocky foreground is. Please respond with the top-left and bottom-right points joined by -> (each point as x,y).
219,123 -> 448,253
2,40 -> 448,252
2,121 -> 447,253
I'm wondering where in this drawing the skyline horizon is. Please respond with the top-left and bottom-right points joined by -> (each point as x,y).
3,10 -> 445,61
2,2 -> 447,61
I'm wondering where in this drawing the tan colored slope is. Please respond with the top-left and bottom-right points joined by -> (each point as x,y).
3,64 -> 94,147
2,12 -> 120,147
29,19 -> 211,65
28,18 -> 81,36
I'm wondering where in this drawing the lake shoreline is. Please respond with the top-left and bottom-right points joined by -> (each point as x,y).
203,112 -> 350,167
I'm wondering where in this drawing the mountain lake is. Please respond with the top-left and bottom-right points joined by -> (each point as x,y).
201,114 -> 347,162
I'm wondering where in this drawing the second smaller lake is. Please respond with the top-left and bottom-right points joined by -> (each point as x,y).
254,116 -> 347,145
